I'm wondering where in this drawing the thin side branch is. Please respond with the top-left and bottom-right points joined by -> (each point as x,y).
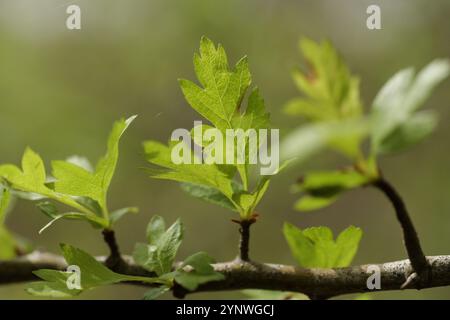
372,178 -> 430,285
232,216 -> 257,262
102,229 -> 124,268
238,221 -> 252,261
2,252 -> 450,298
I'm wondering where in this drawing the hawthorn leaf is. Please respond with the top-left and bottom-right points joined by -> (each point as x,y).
143,140 -> 234,199
146,215 -> 166,244
293,169 -> 370,212
281,119 -> 369,164
180,37 -> 251,130
27,244 -> 163,297
66,155 -> 94,173
283,223 -> 362,268
175,252 -> 224,291
52,115 -> 137,215
294,195 -> 338,212
0,148 -> 52,196
133,217 -> 183,276
180,181 -> 243,212
371,60 -> 449,154
52,160 -> 103,206
299,170 -> 369,193
377,111 -> 438,154
287,38 -> 363,121
109,207 -> 139,225
94,115 -> 137,209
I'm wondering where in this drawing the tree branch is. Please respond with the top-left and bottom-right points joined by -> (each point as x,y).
2,251 -> 450,298
372,178 -> 430,286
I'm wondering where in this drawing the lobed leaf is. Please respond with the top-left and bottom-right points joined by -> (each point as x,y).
283,223 -> 362,268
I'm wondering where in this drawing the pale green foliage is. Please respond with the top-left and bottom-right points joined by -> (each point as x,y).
134,216 -> 223,299
371,59 -> 450,154
281,38 -> 449,212
144,37 -> 274,219
283,38 -> 365,159
294,170 -> 370,211
283,223 -> 362,268
0,116 -> 137,231
133,215 -> 184,276
27,244 -> 165,298
174,251 -> 225,291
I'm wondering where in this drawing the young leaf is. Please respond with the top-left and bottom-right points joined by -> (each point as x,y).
293,169 -> 371,212
174,252 -> 224,291
52,115 -> 137,219
371,59 -> 449,154
283,223 -> 362,268
283,38 -> 364,159
133,216 -> 184,276
179,36 -> 251,130
143,141 -> 235,202
109,207 -> 139,226
27,244 -> 164,297
146,37 -> 273,219
280,119 -> 369,165
376,110 -> 438,154
0,116 -> 137,231
180,181 -> 243,212
294,195 -> 338,212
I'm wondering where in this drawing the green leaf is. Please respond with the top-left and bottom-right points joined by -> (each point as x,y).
294,195 -> 338,212
146,215 -> 166,244
133,217 -> 184,276
144,140 -> 234,200
36,201 -> 59,219
175,252 -> 224,291
180,37 -> 251,130
293,169 -> 371,211
283,223 -> 362,268
109,207 -> 139,226
180,181 -> 243,212
0,149 -> 52,196
286,38 -> 363,121
232,87 -> 270,132
281,119 -> 369,164
0,116 -> 137,232
147,37 -> 274,217
377,111 -> 438,154
52,115 -> 137,218
300,170 -> 369,193
94,115 -> 137,212
371,59 -> 449,154
27,244 -> 163,297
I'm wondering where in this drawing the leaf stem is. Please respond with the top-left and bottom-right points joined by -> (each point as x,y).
372,177 -> 429,281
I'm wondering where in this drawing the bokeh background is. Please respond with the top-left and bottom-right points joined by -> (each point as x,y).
0,0 -> 449,299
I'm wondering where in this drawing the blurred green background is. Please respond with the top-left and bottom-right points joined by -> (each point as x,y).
0,0 -> 449,299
